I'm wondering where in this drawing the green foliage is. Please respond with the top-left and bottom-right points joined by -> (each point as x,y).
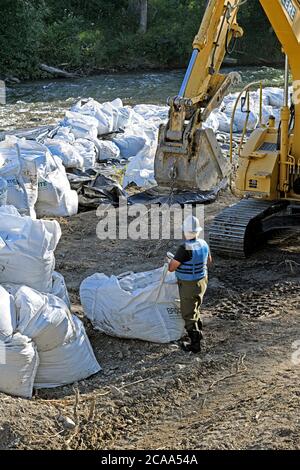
0,0 -> 283,80
0,0 -> 47,79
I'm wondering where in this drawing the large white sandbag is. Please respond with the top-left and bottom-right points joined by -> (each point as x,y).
0,137 -> 42,218
36,189 -> 78,218
35,156 -> 78,217
0,176 -> 8,206
203,112 -> 220,132
71,98 -> 123,136
0,333 -> 39,399
73,138 -> 97,169
0,285 -> 16,339
61,111 -> 98,140
51,271 -> 71,309
0,206 -> 61,293
123,142 -> 157,188
117,106 -> 134,130
133,104 -> 168,124
264,87 -> 284,108
97,140 -> 120,161
44,139 -> 84,169
53,126 -> 76,144
34,315 -> 101,388
113,135 -> 147,159
1,271 -> 71,311
15,286 -> 75,352
80,266 -> 185,343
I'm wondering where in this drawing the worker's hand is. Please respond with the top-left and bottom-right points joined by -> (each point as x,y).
168,259 -> 181,273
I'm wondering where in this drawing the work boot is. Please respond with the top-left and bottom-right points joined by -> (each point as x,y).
181,331 -> 201,354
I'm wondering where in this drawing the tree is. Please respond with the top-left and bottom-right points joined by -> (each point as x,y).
139,0 -> 148,34
128,0 -> 148,33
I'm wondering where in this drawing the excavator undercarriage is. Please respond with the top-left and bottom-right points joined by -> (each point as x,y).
210,199 -> 300,258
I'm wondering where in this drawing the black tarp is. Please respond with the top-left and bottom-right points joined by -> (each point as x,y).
128,180 -> 228,206
68,169 -> 127,209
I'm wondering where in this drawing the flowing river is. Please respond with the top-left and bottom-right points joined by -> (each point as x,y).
0,66 -> 286,132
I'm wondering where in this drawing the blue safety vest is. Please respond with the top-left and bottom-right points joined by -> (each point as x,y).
176,239 -> 209,281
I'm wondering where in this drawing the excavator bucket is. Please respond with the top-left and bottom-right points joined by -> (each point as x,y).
154,125 -> 231,191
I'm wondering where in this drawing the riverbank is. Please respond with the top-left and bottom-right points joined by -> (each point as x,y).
1,60 -> 286,87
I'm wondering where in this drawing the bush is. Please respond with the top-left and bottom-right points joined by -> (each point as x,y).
0,0 -> 46,79
0,0 -> 283,80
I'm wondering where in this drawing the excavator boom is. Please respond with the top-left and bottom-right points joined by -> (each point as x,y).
154,0 -> 243,191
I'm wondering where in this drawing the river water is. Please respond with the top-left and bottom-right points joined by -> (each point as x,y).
0,66 -> 285,132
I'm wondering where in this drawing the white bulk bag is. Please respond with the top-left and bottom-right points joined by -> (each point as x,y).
35,155 -> 78,217
97,140 -> 120,161
71,98 -> 123,136
0,333 -> 39,399
44,139 -> 84,169
203,112 -> 220,132
264,87 -> 284,108
117,106 -> 133,130
62,111 -> 98,140
53,126 -> 76,144
80,266 -> 185,343
34,315 -> 101,388
113,135 -> 147,159
0,137 -> 42,218
0,206 -> 61,293
73,138 -> 97,169
123,142 -> 157,188
133,104 -> 168,124
15,286 -> 75,352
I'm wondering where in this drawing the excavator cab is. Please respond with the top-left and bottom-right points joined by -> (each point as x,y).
154,0 -> 243,191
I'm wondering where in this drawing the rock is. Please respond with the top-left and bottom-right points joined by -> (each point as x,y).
176,378 -> 183,388
176,364 -> 187,371
59,416 -> 76,430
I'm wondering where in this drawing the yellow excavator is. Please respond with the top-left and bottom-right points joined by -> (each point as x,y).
155,0 -> 300,257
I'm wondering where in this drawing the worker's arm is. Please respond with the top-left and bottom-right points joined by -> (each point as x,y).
168,259 -> 181,273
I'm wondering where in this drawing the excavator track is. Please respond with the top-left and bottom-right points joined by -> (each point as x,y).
209,199 -> 287,258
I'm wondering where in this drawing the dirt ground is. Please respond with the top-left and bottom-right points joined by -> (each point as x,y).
1,190 -> 300,450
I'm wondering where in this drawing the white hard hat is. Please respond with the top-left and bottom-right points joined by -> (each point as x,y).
182,215 -> 202,240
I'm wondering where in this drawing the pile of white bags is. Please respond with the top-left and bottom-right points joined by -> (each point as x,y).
0,285 -> 101,398
0,206 -> 60,293
80,266 -> 185,344
0,137 -> 78,217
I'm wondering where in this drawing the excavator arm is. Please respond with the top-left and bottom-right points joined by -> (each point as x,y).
155,0 -> 244,191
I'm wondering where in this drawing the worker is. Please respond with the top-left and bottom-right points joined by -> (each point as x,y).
168,215 -> 212,353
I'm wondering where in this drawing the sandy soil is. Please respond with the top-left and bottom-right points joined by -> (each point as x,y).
1,190 -> 300,450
